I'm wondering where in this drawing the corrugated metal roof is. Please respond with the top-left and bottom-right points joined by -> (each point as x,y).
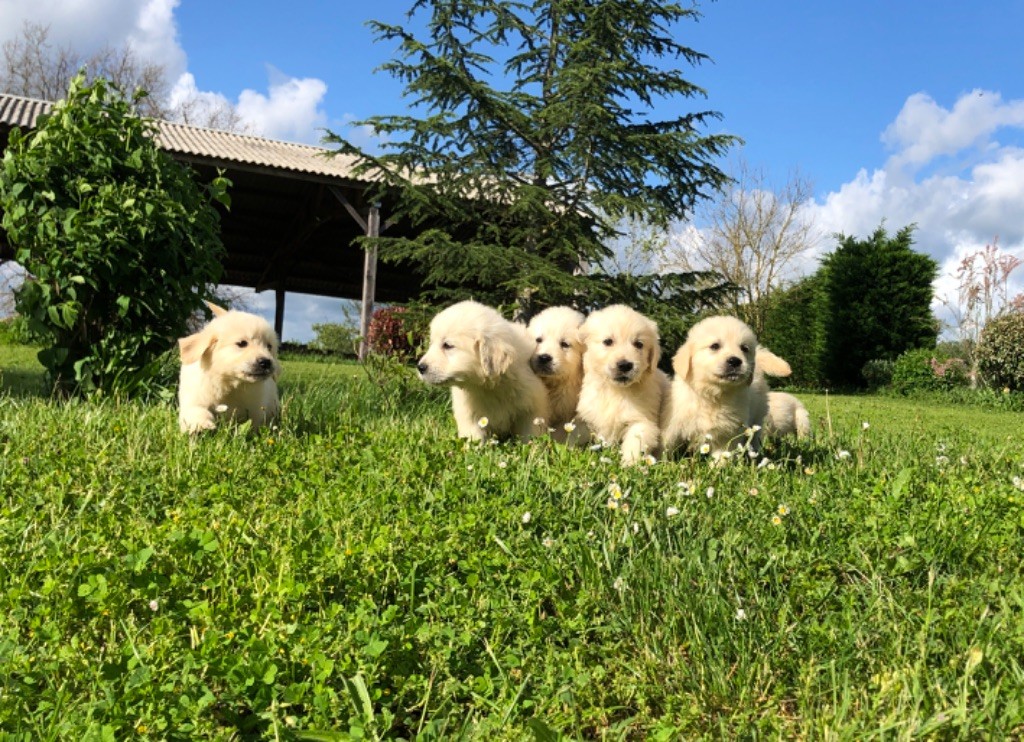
0,92 -> 367,182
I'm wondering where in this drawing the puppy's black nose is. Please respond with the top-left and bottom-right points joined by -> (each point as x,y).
726,356 -> 742,368
417,362 -> 428,375
537,353 -> 552,365
256,357 -> 273,372
616,360 -> 634,374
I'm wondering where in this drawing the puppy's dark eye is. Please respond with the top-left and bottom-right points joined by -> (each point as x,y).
633,340 -> 644,350
442,341 -> 454,350
740,344 -> 750,353
602,338 -> 614,346
709,342 -> 721,351
236,340 -> 249,348
560,340 -> 571,349
536,337 -> 543,344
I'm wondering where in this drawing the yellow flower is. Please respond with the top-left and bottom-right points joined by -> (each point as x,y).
563,421 -> 576,433
478,417 -> 489,428
771,514 -> 783,526
777,503 -> 790,516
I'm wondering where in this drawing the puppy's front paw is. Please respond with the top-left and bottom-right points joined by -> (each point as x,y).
180,407 -> 217,433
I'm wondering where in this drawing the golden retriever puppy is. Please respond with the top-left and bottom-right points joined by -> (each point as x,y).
764,391 -> 812,438
527,306 -> 588,443
576,304 -> 669,464
178,302 -> 280,433
662,316 -> 790,460
417,300 -> 550,442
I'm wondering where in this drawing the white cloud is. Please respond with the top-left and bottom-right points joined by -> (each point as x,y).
235,67 -> 329,144
882,90 -> 1024,173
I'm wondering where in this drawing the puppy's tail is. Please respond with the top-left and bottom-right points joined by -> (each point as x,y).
756,346 -> 792,377
204,300 -> 228,317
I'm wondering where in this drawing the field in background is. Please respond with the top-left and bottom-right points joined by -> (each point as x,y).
2,348 -> 1023,738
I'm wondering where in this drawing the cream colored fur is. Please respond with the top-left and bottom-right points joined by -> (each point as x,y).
662,315 -> 790,460
764,391 -> 812,438
576,304 -> 669,464
178,302 -> 280,433
526,306 -> 588,443
417,300 -> 549,442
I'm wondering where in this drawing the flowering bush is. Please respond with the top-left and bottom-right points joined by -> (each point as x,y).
976,311 -> 1024,391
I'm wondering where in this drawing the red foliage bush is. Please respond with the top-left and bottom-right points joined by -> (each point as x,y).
367,306 -> 414,358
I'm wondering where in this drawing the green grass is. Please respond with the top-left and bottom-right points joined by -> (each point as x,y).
2,349 -> 1024,739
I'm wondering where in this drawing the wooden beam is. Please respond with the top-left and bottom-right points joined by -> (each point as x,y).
274,286 -> 286,341
330,186 -> 367,231
358,203 -> 381,361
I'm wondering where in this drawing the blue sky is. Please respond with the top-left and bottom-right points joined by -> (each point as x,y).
3,0 -> 1024,340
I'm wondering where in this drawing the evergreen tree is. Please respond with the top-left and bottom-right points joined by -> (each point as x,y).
327,0 -> 737,315
819,224 -> 938,388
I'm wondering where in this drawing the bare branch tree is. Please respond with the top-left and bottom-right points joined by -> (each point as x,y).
661,159 -> 821,334
1,21 -> 244,130
1,22 -> 170,118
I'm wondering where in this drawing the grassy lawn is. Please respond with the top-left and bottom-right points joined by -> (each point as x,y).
2,348 -> 1023,738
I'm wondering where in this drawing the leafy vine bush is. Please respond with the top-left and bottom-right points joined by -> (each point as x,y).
976,311 -> 1024,391
0,74 -> 229,396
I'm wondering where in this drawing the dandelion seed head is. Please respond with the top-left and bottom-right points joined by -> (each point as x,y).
706,486 -> 715,498
666,506 -> 680,517
521,511 -> 532,524
148,599 -> 159,612
837,449 -> 851,459
735,608 -> 747,621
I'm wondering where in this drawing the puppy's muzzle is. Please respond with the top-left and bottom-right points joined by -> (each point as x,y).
416,361 -> 429,377
247,357 -> 276,379
718,356 -> 747,381
531,353 -> 554,374
612,359 -> 635,383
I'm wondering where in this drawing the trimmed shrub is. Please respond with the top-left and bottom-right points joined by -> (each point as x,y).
861,358 -> 894,390
976,311 -> 1024,391
890,347 -> 971,395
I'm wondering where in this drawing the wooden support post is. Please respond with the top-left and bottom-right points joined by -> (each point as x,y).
358,203 -> 381,361
274,286 -> 285,341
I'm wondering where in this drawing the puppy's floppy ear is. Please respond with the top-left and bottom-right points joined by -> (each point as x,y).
672,342 -> 693,382
756,347 -> 792,377
477,333 -> 516,377
647,332 -> 661,371
178,327 -> 216,366
204,301 -> 228,317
